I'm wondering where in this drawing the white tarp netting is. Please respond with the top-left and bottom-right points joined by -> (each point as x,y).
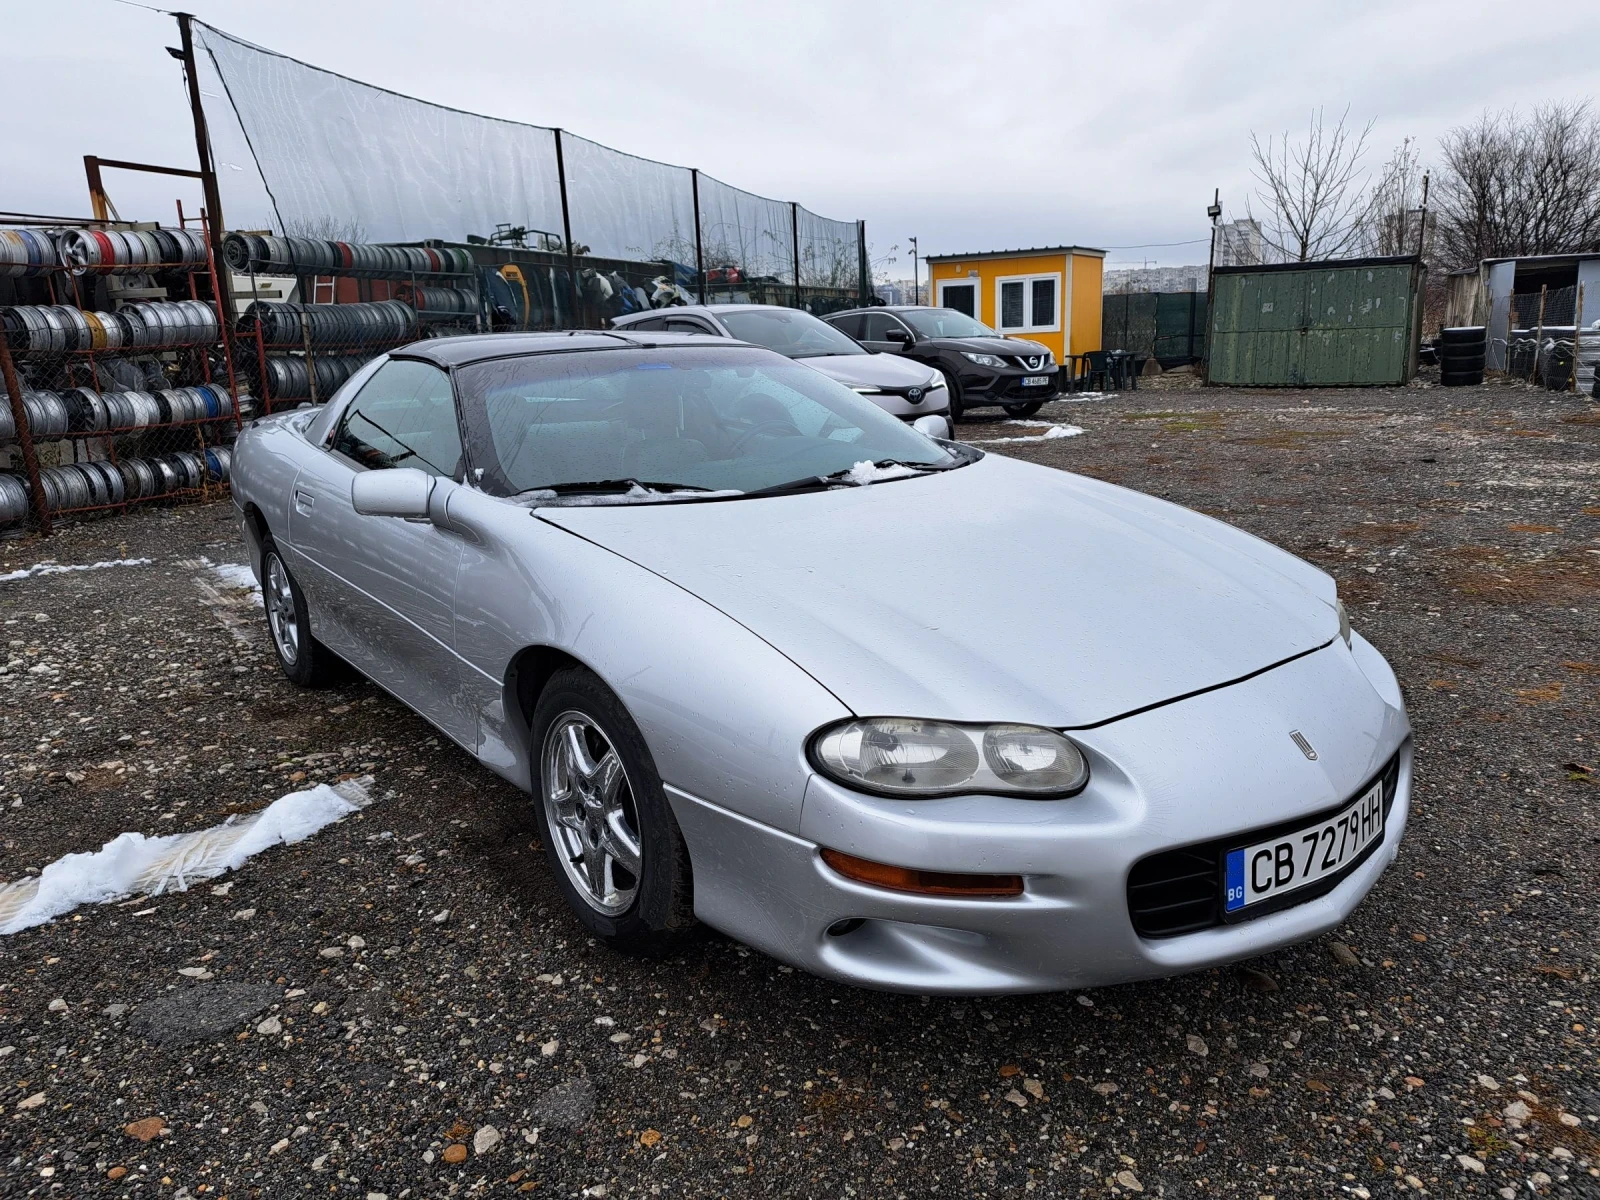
191,21 -> 861,296
195,24 -> 564,245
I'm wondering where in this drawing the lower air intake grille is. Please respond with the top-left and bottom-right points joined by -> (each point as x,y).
1126,753 -> 1401,939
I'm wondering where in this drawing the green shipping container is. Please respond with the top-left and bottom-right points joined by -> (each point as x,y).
1207,256 -> 1424,386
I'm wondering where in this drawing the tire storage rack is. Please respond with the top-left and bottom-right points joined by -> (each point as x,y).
0,221 -> 244,536
225,234 -> 483,414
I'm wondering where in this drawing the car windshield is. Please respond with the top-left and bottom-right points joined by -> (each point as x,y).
714,308 -> 867,358
901,308 -> 999,339
455,346 -> 961,501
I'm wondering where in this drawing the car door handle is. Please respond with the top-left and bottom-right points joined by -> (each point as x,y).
293,488 -> 315,514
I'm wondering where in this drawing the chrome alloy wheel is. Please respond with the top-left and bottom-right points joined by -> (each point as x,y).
542,712 -> 642,916
264,554 -> 300,666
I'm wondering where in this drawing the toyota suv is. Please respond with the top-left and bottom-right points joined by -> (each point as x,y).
823,305 -> 1058,419
611,304 -> 950,429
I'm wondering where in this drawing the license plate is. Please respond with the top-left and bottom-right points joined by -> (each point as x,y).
1224,780 -> 1384,913
1021,375 -> 1052,387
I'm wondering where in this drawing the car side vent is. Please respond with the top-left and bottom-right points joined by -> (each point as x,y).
1126,846 -> 1219,937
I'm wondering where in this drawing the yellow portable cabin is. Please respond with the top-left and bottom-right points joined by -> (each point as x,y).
924,246 -> 1105,363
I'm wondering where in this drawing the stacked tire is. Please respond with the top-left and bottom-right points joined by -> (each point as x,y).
1440,326 -> 1486,387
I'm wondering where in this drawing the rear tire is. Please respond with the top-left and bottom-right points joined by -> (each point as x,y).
260,540 -> 343,688
532,667 -> 695,949
1003,401 -> 1045,418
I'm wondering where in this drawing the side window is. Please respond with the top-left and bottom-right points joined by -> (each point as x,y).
827,313 -> 864,339
861,312 -> 897,341
666,317 -> 718,335
332,359 -> 462,479
621,315 -> 665,332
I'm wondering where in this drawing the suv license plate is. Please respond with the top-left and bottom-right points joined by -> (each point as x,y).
1223,779 -> 1384,913
1021,375 -> 1051,387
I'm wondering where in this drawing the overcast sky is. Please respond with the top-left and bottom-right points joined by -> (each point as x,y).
6,0 -> 1597,274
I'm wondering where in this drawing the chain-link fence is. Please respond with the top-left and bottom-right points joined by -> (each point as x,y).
1,221 -> 243,535
225,235 -> 483,414
1499,283 -> 1596,390
191,21 -> 867,320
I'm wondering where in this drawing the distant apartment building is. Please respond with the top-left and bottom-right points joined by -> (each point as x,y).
1103,264 -> 1208,294
1215,219 -> 1266,267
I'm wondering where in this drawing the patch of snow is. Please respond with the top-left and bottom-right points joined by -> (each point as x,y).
971,424 -> 1085,445
196,557 -> 262,605
1057,392 -> 1105,402
0,777 -> 373,935
0,558 -> 151,584
844,461 -> 921,485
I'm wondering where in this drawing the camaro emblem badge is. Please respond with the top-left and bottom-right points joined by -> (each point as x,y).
1290,730 -> 1318,761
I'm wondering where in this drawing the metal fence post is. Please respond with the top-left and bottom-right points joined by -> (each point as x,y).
1572,282 -> 1585,393
790,202 -> 801,310
857,220 -> 868,305
1534,284 -> 1548,384
553,129 -> 581,326
176,13 -> 236,329
691,168 -> 707,305
0,328 -> 50,536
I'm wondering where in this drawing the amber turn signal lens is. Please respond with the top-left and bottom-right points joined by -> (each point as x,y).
820,848 -> 1023,898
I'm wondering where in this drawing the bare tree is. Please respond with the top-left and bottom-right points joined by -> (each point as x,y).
1363,137 -> 1429,256
1249,107 -> 1375,261
282,214 -> 367,243
1434,101 -> 1600,268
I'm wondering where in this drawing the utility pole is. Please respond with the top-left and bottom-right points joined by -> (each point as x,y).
1203,189 -> 1222,384
908,236 -> 919,306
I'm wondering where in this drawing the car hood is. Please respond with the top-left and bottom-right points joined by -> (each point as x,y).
799,354 -> 940,389
921,335 -> 1051,358
536,454 -> 1339,727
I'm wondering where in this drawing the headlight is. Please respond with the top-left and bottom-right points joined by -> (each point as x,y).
1336,599 -> 1352,648
961,352 -> 1006,368
850,386 -> 883,394
810,717 -> 1089,798
924,375 -> 947,390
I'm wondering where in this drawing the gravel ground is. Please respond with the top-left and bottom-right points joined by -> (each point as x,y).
0,377 -> 1596,1199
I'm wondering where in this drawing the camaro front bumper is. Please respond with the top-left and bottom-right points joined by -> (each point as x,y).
666,637 -> 1411,994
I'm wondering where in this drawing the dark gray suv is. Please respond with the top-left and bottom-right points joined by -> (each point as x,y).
823,306 -> 1058,420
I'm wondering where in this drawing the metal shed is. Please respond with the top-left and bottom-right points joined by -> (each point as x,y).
1206,255 -> 1424,386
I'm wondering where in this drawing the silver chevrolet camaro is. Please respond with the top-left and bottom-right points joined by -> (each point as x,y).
232,331 -> 1412,994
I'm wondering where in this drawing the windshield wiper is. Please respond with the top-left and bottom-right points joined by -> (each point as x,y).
518,478 -> 715,497
739,459 -> 953,500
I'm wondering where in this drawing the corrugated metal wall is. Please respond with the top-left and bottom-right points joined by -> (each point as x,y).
1207,257 -> 1423,386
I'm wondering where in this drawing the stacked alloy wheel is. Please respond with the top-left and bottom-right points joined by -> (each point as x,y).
239,299 -> 415,348
0,301 -> 218,352
0,472 -> 29,526
57,228 -> 210,274
34,450 -> 228,513
1439,326 -> 1486,387
223,234 -> 473,279
0,230 -> 62,277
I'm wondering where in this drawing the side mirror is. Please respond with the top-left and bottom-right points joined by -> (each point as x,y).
912,414 -> 951,440
884,327 -> 912,346
351,467 -> 433,519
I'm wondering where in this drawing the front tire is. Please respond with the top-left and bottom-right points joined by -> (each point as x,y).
1003,400 -> 1045,417
261,540 -> 342,688
939,367 -> 965,425
532,667 -> 695,947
